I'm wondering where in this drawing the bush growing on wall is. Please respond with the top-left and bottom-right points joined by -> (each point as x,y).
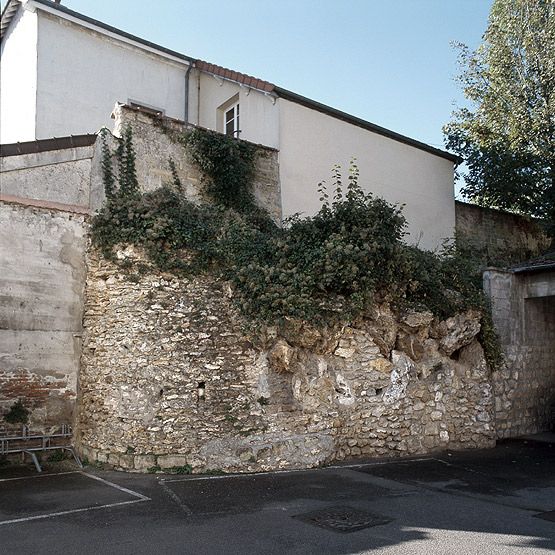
91,127 -> 502,366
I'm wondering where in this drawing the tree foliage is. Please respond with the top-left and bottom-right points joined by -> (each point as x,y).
444,0 -> 555,236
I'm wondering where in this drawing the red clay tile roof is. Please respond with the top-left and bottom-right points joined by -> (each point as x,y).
196,60 -> 275,93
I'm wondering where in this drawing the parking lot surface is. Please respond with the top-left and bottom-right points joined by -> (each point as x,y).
1,437 -> 553,554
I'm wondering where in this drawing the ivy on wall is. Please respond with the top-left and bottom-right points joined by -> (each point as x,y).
91,126 -> 502,368
180,127 -> 256,212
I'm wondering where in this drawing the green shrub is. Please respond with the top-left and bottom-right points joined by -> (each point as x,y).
91,127 -> 502,367
166,464 -> 193,475
4,399 -> 29,424
221,162 -> 408,323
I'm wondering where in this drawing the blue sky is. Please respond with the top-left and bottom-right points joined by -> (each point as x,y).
3,0 -> 492,151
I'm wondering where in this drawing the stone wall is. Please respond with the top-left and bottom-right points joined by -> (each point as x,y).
0,201 -> 87,432
77,247 -> 495,473
485,268 -> 555,437
109,104 -> 282,223
455,201 -> 550,260
0,104 -> 280,435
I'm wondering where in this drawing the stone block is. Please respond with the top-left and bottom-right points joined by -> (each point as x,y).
134,454 -> 157,471
158,454 -> 190,469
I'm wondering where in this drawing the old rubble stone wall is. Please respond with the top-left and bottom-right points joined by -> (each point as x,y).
485,269 -> 555,437
455,201 -> 550,260
0,201 -> 87,432
0,104 -> 279,435
77,248 -> 495,473
108,104 -> 282,223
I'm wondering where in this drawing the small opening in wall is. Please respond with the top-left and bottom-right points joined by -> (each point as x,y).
375,388 -> 384,395
159,389 -> 164,397
431,362 -> 443,373
197,381 -> 206,401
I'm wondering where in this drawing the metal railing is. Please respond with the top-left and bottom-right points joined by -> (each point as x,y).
0,424 -> 83,472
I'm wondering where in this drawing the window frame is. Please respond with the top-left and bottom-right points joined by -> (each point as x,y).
223,102 -> 240,138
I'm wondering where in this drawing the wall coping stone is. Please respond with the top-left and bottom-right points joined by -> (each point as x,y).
0,194 -> 91,215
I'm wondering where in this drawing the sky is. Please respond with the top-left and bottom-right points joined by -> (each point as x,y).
2,0 -> 493,152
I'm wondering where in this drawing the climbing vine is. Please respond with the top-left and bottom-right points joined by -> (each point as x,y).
91,127 -> 502,368
180,127 -> 257,211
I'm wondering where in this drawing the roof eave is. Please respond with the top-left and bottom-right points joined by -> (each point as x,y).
0,0 -> 22,42
1,133 -> 97,156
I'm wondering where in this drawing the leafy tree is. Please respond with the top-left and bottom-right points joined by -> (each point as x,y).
444,0 -> 555,238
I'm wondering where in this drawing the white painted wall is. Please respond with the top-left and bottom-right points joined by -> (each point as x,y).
192,71 -> 279,149
0,5 -> 38,143
34,12 -> 189,139
278,99 -> 456,250
0,145 -> 94,206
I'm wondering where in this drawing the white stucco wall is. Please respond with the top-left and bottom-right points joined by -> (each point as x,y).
192,71 -> 279,149
0,5 -> 38,143
278,99 -> 456,250
0,145 -> 94,207
34,12 -> 189,139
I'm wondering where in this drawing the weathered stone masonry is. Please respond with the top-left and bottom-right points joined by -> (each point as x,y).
485,268 -> 555,438
78,248 -> 495,473
111,104 -> 282,224
2,103 -> 552,471
0,104 -> 280,434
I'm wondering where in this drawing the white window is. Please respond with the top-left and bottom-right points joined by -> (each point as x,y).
224,103 -> 240,137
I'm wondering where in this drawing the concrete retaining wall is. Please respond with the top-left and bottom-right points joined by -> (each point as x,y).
0,201 -> 87,432
0,145 -> 95,208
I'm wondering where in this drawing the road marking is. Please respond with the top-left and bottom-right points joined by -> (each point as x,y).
0,471 -> 80,482
0,499 -> 146,526
0,471 -> 151,526
159,480 -> 193,515
81,472 -> 150,501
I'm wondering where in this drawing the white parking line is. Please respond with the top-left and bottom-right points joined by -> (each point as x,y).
82,472 -> 150,501
0,471 -> 80,483
0,499 -> 145,525
0,471 -> 150,526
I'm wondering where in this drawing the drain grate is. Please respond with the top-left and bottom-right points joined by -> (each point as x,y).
534,510 -> 555,522
293,505 -> 392,533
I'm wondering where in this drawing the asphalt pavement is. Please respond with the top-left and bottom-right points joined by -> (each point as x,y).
1,436 -> 553,554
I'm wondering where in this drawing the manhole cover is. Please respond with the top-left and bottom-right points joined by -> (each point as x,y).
293,505 -> 392,533
534,510 -> 555,522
